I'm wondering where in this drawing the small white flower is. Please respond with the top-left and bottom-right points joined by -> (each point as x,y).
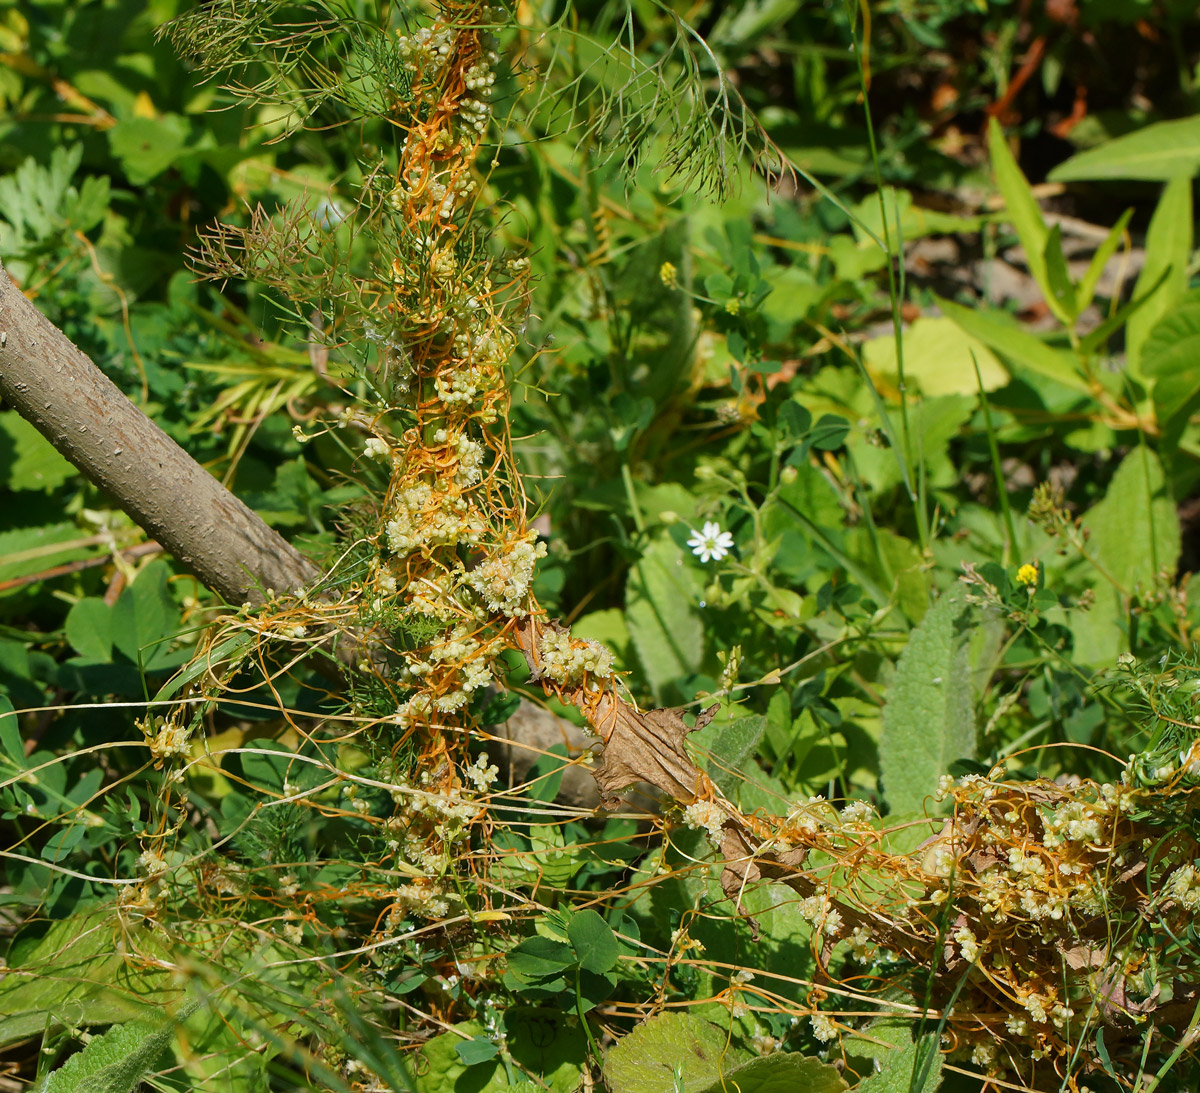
687,521 -> 734,563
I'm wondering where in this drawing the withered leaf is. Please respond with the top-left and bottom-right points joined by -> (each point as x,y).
593,702 -> 718,808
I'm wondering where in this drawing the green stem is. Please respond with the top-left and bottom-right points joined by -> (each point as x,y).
621,461 -> 646,534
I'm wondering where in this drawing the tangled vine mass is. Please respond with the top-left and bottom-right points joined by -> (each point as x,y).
112,4 -> 1200,1091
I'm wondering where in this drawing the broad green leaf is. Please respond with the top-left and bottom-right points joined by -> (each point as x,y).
418,1011 -> 585,1093
1142,290 -> 1200,380
0,907 -> 176,1049
1083,446 -> 1180,599
856,1033 -> 943,1093
568,909 -> 619,974
848,394 -> 973,498
110,560 -> 177,669
108,114 -> 191,185
879,588 -> 975,815
936,296 -> 1088,394
239,740 -> 296,793
36,1006 -> 192,1093
1147,298 -> 1200,460
862,317 -> 1007,397
0,413 -> 75,492
506,935 -> 575,982
987,118 -> 1049,301
573,608 -> 631,663
1072,447 -> 1180,665
604,1012 -> 752,1093
1048,115 -> 1200,182
702,712 -> 768,798
65,598 -> 115,662
844,526 -> 930,624
454,1038 -> 499,1066
527,825 -> 583,888
695,1053 -> 847,1093
625,535 -> 706,702
850,186 -> 984,247
1154,360 -> 1200,469
1126,176 -> 1193,375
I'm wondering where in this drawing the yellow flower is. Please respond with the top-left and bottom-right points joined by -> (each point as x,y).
724,296 -> 741,315
659,261 -> 678,288
1015,563 -> 1039,587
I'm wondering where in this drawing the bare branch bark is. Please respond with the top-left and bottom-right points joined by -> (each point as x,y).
0,261 -> 319,606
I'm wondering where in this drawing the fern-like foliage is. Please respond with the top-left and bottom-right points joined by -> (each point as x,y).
0,145 -> 109,281
159,0 -> 458,134
523,2 -> 792,200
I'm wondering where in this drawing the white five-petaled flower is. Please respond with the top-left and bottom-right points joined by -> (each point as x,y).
687,521 -> 734,563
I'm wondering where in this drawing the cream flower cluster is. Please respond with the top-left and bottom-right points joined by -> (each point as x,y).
466,532 -> 546,616
683,799 -> 726,849
538,629 -> 615,686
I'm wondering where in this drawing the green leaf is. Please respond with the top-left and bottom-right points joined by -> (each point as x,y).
1076,208 -> 1133,316
1142,290 -> 1200,380
110,560 -> 177,670
491,825 -> 583,891
0,413 -> 75,493
1071,447 -> 1180,665
567,909 -> 619,974
856,1033 -> 943,1093
1126,176 -> 1193,375
1048,115 -> 1200,181
0,697 -> 22,780
239,740 -> 295,794
625,535 -> 706,702
810,413 -> 849,450
879,588 -> 975,815
703,713 -> 767,798
1083,445 -> 1180,599
573,608 -> 631,663
0,907 -> 176,1050
0,523 -> 97,591
712,0 -> 804,50
850,186 -> 984,245
108,115 -> 191,185
604,1012 -> 753,1093
65,598 -> 115,662
1042,224 -> 1078,323
0,145 -> 109,261
454,1037 -> 499,1066
506,935 -> 576,982
862,317 -> 1007,397
479,690 -> 522,725
36,1010 -> 184,1093
154,630 -> 253,702
987,118 -> 1050,302
529,824 -> 582,888
936,296 -> 1088,394
418,1010 -> 585,1093
777,400 -> 812,440
1077,265 -> 1169,359
694,1053 -> 847,1093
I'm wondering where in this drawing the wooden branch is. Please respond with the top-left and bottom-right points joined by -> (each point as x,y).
0,261 -> 319,606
